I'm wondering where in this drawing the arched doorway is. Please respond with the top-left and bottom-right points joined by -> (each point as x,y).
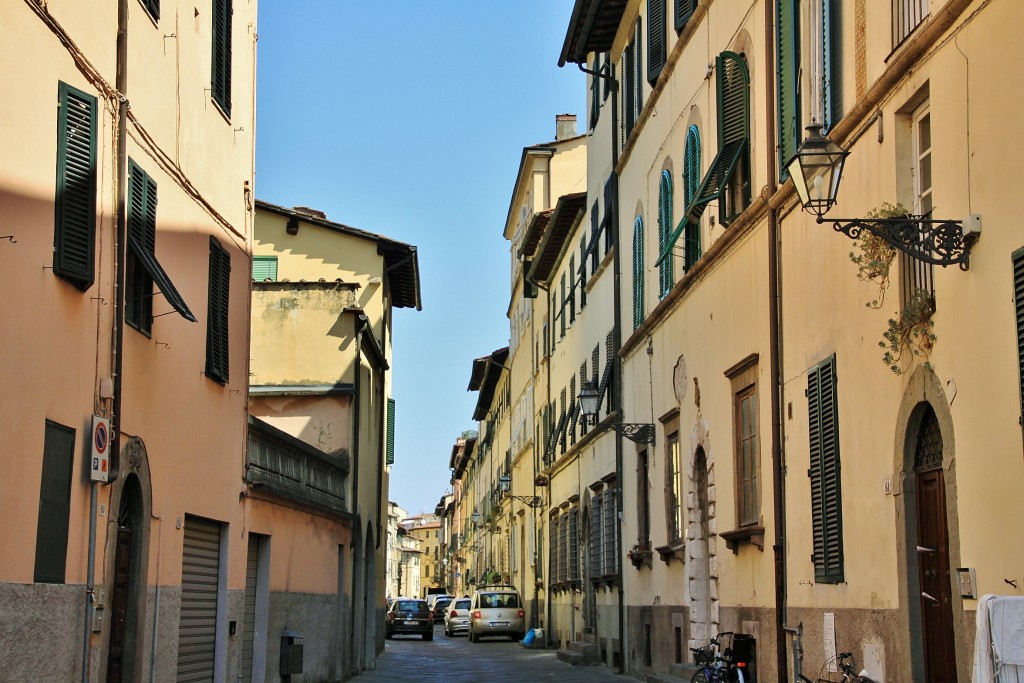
106,474 -> 144,683
349,525 -> 363,674
363,526 -> 376,667
687,446 -> 713,650
909,404 -> 957,682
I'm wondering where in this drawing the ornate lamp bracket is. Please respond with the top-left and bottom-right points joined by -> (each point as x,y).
507,495 -> 544,508
614,423 -> 657,445
819,215 -> 979,271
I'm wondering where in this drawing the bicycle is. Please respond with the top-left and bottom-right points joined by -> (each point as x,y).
689,631 -> 747,683
831,651 -> 879,683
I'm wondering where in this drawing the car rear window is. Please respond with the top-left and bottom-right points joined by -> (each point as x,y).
479,593 -> 520,608
396,600 -> 428,613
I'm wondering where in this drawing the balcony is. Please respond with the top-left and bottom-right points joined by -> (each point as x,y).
246,416 -> 350,516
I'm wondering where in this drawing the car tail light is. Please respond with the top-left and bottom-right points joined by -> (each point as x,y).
517,609 -> 525,618
449,610 -> 458,617
472,610 -> 482,619
427,613 -> 434,623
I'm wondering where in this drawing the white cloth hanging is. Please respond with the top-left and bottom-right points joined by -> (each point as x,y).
974,594 -> 1024,683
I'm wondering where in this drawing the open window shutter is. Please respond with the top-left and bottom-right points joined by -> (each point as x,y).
634,19 -> 644,121
590,495 -> 604,578
206,237 -> 231,383
590,55 -> 600,129
675,0 -> 696,31
777,0 -> 800,179
54,83 -> 97,290
658,171 -> 673,298
579,237 -> 588,308
717,51 -> 750,148
212,0 -> 233,116
647,0 -> 666,85
1013,249 -> 1024,423
808,355 -> 843,583
632,216 -> 644,330
386,398 -> 396,465
683,126 -> 702,270
603,174 -> 616,253
823,0 -> 843,132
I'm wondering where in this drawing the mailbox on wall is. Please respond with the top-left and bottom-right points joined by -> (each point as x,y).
280,629 -> 304,676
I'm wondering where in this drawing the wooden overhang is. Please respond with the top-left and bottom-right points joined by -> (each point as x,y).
525,192 -> 587,286
558,0 -> 630,67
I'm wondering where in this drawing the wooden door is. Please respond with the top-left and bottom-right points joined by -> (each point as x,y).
106,527 -> 132,683
916,468 -> 956,682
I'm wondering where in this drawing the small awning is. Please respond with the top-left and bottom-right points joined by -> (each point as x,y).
129,236 -> 196,322
656,139 -> 746,266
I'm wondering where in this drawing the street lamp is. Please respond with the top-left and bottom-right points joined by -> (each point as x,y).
578,380 -> 656,445
497,473 -> 543,507
788,123 -> 980,270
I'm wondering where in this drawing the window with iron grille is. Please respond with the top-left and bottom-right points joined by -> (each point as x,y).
808,355 -> 843,582
892,0 -> 928,49
54,82 -> 97,291
205,237 -> 231,384
568,508 -> 580,581
549,515 -> 560,583
590,493 -> 605,578
633,215 -> 645,329
558,513 -> 569,583
647,0 -> 667,86
602,487 -> 619,575
211,0 -> 233,116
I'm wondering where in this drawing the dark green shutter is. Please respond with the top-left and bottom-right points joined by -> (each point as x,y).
632,216 -> 644,330
143,0 -> 159,20
127,161 -> 157,333
569,255 -> 576,323
777,0 -> 800,179
252,255 -> 277,281
717,52 -> 750,149
211,0 -> 232,116
386,398 -> 396,465
647,0 -> 666,85
579,237 -> 588,308
1013,249 -> 1024,423
675,0 -> 696,31
206,237 -> 231,384
590,55 -> 600,129
658,170 -> 673,298
683,125 -> 701,271
823,0 -> 843,132
808,355 -> 844,583
634,19 -> 644,119
35,420 -> 75,583
624,42 -> 636,138
54,83 -> 98,290
603,174 -> 616,253
590,201 -> 600,270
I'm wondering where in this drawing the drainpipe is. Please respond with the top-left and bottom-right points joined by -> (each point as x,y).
764,1 -> 788,680
84,1 -> 128,680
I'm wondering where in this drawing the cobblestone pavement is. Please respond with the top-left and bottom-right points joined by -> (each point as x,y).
354,626 -> 629,682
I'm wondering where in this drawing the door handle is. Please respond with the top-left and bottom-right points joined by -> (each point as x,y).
921,591 -> 939,603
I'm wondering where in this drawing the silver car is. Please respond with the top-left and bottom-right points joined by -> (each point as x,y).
468,586 -> 525,642
443,598 -> 472,636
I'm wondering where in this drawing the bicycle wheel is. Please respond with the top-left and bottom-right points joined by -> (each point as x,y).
690,670 -> 711,683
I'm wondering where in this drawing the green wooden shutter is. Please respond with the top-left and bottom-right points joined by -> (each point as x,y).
777,0 -> 800,179
647,0 -> 666,85
34,420 -> 76,583
634,19 -> 644,119
603,174 -> 616,253
632,216 -> 644,330
386,398 -> 396,465
54,82 -> 97,290
206,237 -> 231,384
127,161 -> 157,333
569,255 -> 577,323
717,52 -> 750,148
808,355 -> 844,583
590,54 -> 600,129
1013,249 -> 1024,423
658,170 -> 673,298
624,41 -> 636,138
823,0 -> 843,132
143,0 -> 159,21
211,0 -> 232,116
675,0 -> 696,32
683,125 -> 701,271
590,201 -> 600,270
252,255 -> 277,281
579,237 -> 588,309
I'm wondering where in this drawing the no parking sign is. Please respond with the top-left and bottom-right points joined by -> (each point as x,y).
90,416 -> 110,482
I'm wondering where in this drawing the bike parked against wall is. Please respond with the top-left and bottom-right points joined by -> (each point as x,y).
689,631 -> 752,683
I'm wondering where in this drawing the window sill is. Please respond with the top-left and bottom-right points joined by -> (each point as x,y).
654,539 -> 686,565
719,525 -> 765,554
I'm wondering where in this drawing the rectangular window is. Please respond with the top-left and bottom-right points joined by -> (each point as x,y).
35,420 -> 76,583
664,423 -> 683,541
810,0 -> 844,132
569,255 -> 577,324
590,54 -> 601,130
1013,248 -> 1024,427
647,0 -> 667,85
205,237 -> 231,384
252,255 -> 277,281
211,0 -> 233,116
559,275 -> 567,339
567,508 -> 580,581
126,160 -> 158,334
727,356 -> 760,527
54,82 -> 98,290
386,398 -> 396,465
602,487 -> 619,574
637,449 -> 651,547
892,0 -> 928,49
808,355 -> 844,583
590,492 -> 605,578
900,100 -> 934,307
579,237 -> 588,309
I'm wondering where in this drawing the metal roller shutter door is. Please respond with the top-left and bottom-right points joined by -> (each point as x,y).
177,516 -> 221,682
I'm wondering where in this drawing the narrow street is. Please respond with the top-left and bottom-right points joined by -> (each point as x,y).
357,625 -> 627,683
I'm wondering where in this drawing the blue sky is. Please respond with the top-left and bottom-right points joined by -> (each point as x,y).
255,2 -> 584,515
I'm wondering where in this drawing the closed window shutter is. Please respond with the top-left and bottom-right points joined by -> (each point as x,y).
568,509 -> 580,581
602,488 -> 618,574
211,0 -> 233,116
590,55 -> 600,129
823,0 -> 843,132
808,355 -> 844,583
252,255 -> 277,281
658,171 -> 673,298
717,52 -> 750,149
205,237 -> 231,383
34,420 -> 76,583
675,0 -> 696,31
144,0 -> 160,20
386,398 -> 396,465
632,216 -> 645,330
579,362 -> 589,437
603,174 -> 616,253
590,202 -> 600,270
127,161 -> 157,333
683,125 -> 702,271
1013,249 -> 1024,423
777,0 -> 800,179
634,20 -> 644,122
579,237 -> 588,309
54,83 -> 97,290
647,0 -> 666,85
590,495 -> 604,578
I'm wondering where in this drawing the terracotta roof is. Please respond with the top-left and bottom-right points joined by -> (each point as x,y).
517,209 -> 553,260
558,0 -> 630,66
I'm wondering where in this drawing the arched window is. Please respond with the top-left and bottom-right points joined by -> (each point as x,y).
658,170 -> 674,298
632,215 -> 645,330
683,125 -> 702,271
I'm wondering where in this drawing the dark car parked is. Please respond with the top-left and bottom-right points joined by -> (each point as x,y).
385,599 -> 434,640
431,596 -> 454,619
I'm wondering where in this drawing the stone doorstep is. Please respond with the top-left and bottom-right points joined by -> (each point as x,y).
557,641 -> 601,666
568,641 -> 599,656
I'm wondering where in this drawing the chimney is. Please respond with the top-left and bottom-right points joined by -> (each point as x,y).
555,114 -> 577,141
